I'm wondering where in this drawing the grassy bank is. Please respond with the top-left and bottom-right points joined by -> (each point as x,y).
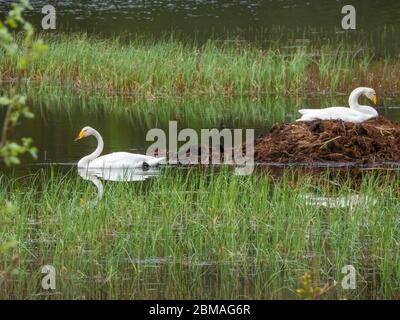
1,167 -> 399,299
0,34 -> 399,100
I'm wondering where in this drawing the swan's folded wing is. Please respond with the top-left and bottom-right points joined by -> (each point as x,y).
296,107 -> 371,123
298,109 -> 316,115
299,106 -> 346,115
145,157 -> 166,166
89,152 -> 165,168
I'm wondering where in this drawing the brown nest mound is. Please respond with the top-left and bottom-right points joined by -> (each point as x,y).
253,117 -> 400,165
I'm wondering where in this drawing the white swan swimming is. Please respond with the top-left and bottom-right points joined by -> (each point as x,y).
75,126 -> 165,169
297,87 -> 378,123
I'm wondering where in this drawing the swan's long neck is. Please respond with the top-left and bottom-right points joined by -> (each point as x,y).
78,130 -> 104,167
348,87 -> 377,117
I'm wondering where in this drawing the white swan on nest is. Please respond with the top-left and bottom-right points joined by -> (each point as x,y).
75,126 -> 165,169
296,87 -> 378,123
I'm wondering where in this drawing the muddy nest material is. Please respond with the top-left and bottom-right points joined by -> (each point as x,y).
253,117 -> 400,164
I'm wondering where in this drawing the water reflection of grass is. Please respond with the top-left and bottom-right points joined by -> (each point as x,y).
1,34 -> 399,100
29,91 -> 394,131
1,168 -> 399,299
29,93 -> 298,128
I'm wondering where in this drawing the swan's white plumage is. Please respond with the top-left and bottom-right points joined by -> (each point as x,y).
75,126 -> 165,169
85,152 -> 164,169
297,107 -> 374,123
296,87 -> 378,123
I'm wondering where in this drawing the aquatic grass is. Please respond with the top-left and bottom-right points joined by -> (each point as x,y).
1,167 -> 400,299
1,34 -> 399,102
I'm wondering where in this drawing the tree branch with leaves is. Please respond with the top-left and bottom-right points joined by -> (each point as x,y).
0,0 -> 48,166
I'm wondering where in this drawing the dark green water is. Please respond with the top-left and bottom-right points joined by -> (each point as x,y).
1,0 -> 398,33
1,0 -> 400,55
1,94 -> 398,173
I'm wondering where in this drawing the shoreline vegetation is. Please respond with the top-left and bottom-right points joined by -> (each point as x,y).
0,34 -> 399,101
1,168 -> 400,299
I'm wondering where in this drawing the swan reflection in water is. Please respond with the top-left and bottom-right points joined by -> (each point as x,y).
302,194 -> 377,209
78,166 -> 161,202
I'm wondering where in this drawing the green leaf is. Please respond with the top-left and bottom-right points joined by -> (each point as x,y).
5,18 -> 17,29
29,147 -> 37,159
17,57 -> 28,69
0,0 -> 44,167
8,156 -> 21,165
0,97 -> 11,105
22,110 -> 34,119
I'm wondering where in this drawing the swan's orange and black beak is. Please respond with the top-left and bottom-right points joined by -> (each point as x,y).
74,130 -> 85,141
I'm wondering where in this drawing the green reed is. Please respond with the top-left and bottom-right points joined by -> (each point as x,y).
1,34 -> 399,101
1,167 -> 399,299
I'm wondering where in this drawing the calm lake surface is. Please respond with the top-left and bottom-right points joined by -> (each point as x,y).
0,0 -> 398,32
1,0 -> 400,55
2,95 -> 399,173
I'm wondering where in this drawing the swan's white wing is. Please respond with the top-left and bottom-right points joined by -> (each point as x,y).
145,156 -> 166,166
297,107 -> 373,123
298,109 -> 317,115
88,152 -> 164,169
